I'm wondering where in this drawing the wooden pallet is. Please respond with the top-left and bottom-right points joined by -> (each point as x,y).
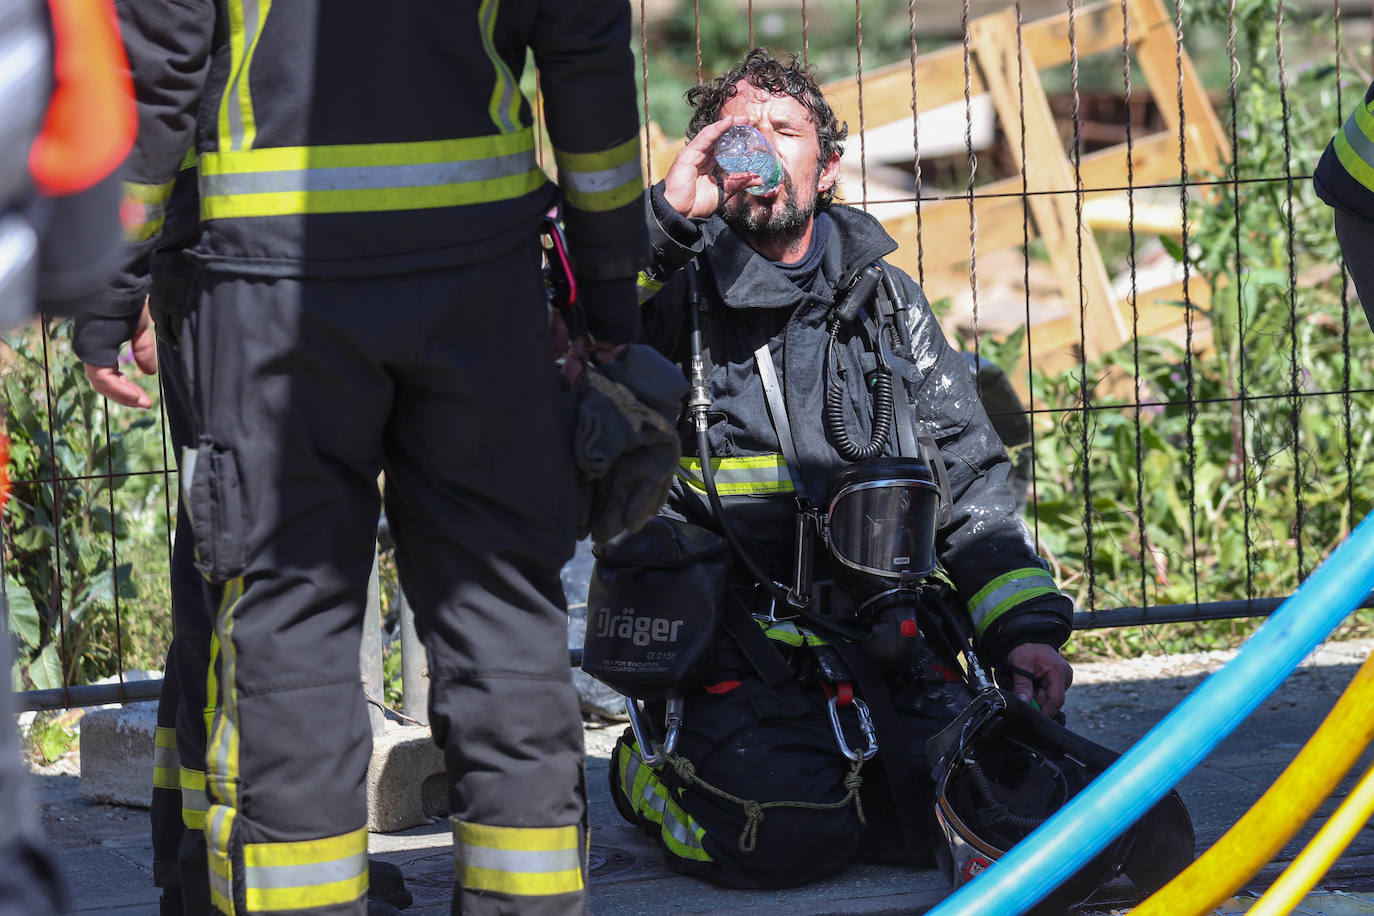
819,0 -> 1229,377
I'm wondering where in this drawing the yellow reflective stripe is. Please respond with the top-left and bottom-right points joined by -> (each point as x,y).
677,454 -> 794,496
180,148 -> 198,171
153,726 -> 180,789
616,740 -> 711,862
454,819 -> 584,897
759,619 -> 829,648
554,137 -> 643,213
205,630 -> 219,747
207,804 -> 238,915
202,132 -> 536,174
242,827 -> 368,912
967,567 -> 1061,636
207,578 -> 244,810
1335,98 -> 1374,192
637,269 -> 665,304
181,767 -> 209,831
477,0 -> 521,133
219,0 -> 271,150
198,133 -> 546,220
122,179 -> 176,241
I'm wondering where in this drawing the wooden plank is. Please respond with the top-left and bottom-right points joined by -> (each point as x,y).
823,0 -> 1134,134
875,129 -> 1185,272
1128,0 -> 1230,176
971,9 -> 1127,354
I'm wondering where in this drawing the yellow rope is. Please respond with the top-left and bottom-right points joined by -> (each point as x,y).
1129,650 -> 1374,916
1246,759 -> 1374,916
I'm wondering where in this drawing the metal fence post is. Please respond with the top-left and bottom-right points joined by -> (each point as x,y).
360,547 -> 385,738
395,587 -> 429,727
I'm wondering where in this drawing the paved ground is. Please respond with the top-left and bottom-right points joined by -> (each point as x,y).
29,638 -> 1374,915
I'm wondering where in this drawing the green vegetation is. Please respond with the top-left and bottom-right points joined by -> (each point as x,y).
3,321 -> 173,690
1015,5 -> 1373,659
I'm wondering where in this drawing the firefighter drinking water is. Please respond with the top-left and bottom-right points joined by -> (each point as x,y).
583,48 -> 1194,907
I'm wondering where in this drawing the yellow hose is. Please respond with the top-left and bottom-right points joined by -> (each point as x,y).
1129,650 -> 1374,916
1246,760 -> 1374,916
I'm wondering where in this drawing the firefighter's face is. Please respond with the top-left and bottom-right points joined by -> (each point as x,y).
718,83 -> 841,241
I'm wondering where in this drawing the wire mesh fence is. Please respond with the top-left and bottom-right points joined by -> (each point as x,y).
3,0 -> 1370,708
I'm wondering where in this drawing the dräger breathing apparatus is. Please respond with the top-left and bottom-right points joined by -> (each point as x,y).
582,258 -> 1197,898
583,256 -> 959,763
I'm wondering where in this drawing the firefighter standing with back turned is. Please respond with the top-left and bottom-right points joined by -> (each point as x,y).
71,2 -> 650,914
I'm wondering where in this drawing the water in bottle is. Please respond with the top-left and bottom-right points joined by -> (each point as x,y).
713,125 -> 783,196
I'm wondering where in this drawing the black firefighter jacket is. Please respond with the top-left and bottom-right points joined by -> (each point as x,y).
636,183 -> 1072,658
77,0 -> 648,366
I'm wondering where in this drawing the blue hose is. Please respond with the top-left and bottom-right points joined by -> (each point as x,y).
924,511 -> 1374,916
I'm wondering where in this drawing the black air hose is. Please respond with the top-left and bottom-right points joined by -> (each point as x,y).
823,319 -> 893,461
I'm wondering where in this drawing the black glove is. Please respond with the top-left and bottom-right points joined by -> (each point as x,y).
571,344 -> 686,543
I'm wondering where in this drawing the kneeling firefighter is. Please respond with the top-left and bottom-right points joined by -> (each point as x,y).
582,47 -> 1193,909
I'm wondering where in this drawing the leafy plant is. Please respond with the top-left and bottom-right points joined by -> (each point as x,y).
1014,6 -> 1374,659
3,320 -> 173,689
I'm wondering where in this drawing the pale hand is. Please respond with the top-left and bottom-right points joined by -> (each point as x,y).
662,114 -> 762,219
1006,642 -> 1074,718
83,304 -> 158,409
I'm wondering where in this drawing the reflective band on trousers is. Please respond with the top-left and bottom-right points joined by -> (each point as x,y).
181,767 -> 209,831
241,826 -> 369,913
677,454 -> 794,496
553,136 -> 643,213
453,819 -> 584,897
206,805 -> 238,914
198,131 -> 545,220
617,740 -> 712,862
1335,97 -> 1374,193
153,726 -> 180,790
967,567 -> 1061,637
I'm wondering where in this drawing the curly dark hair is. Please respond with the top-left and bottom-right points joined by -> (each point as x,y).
685,48 -> 848,208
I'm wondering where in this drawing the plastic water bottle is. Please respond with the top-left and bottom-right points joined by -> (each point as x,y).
713,125 -> 783,196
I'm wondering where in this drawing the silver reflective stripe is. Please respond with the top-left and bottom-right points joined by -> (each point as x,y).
968,569 -> 1059,632
0,214 -> 37,328
243,851 -> 367,890
1343,109 -> 1374,168
663,811 -> 699,848
152,745 -> 179,774
477,0 -> 518,134
182,786 -> 209,817
558,159 -> 642,194
224,0 -> 261,150
200,150 -> 537,196
460,844 -> 581,875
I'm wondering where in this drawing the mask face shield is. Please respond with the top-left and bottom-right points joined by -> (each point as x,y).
927,688 -> 1196,912
825,458 -> 940,584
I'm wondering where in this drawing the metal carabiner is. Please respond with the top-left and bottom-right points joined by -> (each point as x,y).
625,696 -> 684,767
828,695 -> 879,762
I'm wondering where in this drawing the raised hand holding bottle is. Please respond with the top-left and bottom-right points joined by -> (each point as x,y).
713,124 -> 783,196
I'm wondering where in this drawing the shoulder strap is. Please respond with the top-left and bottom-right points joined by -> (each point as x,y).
753,342 -> 811,504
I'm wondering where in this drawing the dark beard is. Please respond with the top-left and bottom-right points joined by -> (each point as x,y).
720,171 -> 811,245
